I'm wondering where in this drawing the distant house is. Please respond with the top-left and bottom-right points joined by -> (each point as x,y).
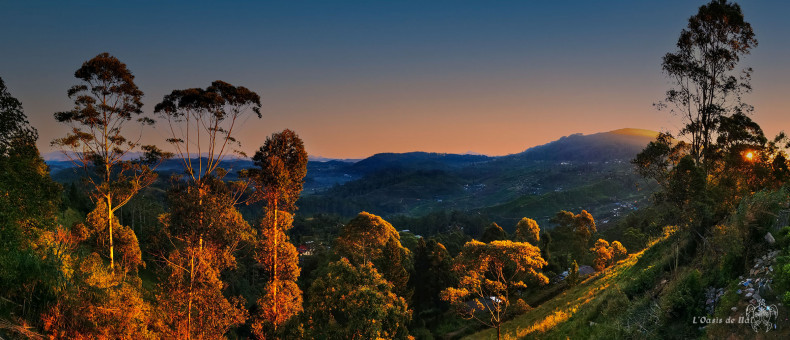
553,265 -> 596,283
297,244 -> 314,256
578,265 -> 595,276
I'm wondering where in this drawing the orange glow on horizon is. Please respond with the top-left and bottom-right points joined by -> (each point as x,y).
745,151 -> 755,162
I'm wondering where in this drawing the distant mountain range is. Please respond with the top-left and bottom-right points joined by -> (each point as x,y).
510,128 -> 658,162
294,128 -> 659,228
46,128 -> 659,228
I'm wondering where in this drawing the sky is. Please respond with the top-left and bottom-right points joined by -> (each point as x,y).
2,0 -> 789,159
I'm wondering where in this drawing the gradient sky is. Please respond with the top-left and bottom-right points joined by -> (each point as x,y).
2,1 -> 789,159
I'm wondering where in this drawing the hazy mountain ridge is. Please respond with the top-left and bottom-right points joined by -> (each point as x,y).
47,128 -> 659,227
296,129 -> 660,227
509,128 -> 659,162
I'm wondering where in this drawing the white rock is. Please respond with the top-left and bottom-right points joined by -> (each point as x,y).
765,232 -> 776,244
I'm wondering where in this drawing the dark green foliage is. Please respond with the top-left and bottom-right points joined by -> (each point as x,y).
548,210 -> 597,262
389,210 -> 489,241
305,259 -> 411,339
335,212 -> 412,298
658,269 -> 703,337
410,239 -> 455,314
290,213 -> 345,245
0,77 -> 62,325
776,227 -> 790,305
622,229 -> 685,298
665,156 -> 707,212
160,176 -> 254,249
433,230 -> 473,257
0,77 -> 37,156
480,222 -> 507,243
631,132 -> 683,186
298,168 -> 467,217
567,260 -> 580,287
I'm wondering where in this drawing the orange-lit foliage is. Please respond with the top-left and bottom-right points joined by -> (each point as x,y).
252,210 -> 303,338
518,307 -> 575,336
590,239 -> 627,271
335,212 -> 412,297
441,240 -> 548,340
155,242 -> 247,339
610,241 -> 628,262
591,239 -> 612,271
40,201 -> 155,338
248,130 -> 308,336
514,217 -> 540,244
305,258 -> 411,339
42,253 -> 154,339
74,201 -> 143,275
155,180 -> 252,339
336,212 -> 401,264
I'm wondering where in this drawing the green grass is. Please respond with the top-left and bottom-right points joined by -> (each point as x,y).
463,231 -> 677,340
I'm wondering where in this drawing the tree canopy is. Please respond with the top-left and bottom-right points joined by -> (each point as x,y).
441,240 -> 548,340
305,258 -> 411,339
658,0 -> 757,169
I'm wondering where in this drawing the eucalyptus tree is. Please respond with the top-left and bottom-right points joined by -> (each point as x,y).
248,129 -> 308,335
657,0 -> 757,170
154,80 -> 261,184
52,53 -> 167,269
154,81 -> 261,338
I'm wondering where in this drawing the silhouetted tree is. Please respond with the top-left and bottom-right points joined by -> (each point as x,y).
154,81 -> 261,338
657,0 -> 757,170
154,80 -> 261,183
52,53 -> 167,269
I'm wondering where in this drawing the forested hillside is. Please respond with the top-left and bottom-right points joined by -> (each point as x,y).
3,1 -> 790,339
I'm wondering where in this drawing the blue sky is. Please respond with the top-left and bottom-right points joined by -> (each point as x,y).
2,1 -> 789,158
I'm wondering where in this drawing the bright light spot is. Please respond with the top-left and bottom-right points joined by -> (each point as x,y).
745,151 -> 755,161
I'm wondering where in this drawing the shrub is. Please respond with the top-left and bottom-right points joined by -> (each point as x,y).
659,269 -> 703,323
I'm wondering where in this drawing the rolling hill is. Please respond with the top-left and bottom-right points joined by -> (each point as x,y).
46,128 -> 660,230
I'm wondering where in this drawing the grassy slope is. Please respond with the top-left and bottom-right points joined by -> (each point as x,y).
464,244 -> 646,340
465,219 -> 790,339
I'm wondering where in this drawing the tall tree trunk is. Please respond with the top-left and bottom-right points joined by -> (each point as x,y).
272,198 -> 279,331
108,194 -> 114,269
188,244 -> 195,340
